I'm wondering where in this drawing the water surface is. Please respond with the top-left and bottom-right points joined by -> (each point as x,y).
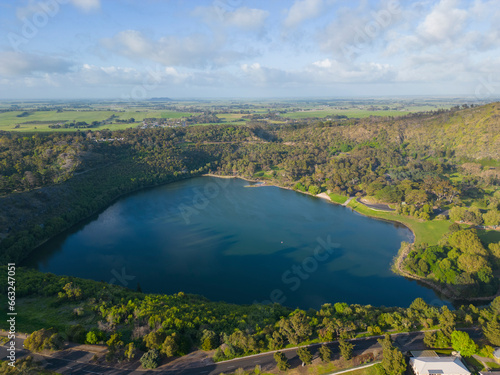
25,177 -> 445,309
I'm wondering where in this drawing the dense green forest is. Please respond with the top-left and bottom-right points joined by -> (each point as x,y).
2,267 -> 500,366
1,103 -> 500,369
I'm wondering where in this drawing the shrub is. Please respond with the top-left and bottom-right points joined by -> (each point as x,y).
140,349 -> 160,369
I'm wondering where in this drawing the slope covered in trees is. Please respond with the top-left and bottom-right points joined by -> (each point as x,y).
0,103 -> 499,295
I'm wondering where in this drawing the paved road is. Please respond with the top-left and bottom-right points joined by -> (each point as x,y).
1,329 -> 482,375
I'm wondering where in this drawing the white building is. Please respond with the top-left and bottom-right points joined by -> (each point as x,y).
410,356 -> 471,375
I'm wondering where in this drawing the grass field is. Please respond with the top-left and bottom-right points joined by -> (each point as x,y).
328,193 -> 348,204
0,109 -> 200,132
0,295 -> 94,334
347,199 -> 453,245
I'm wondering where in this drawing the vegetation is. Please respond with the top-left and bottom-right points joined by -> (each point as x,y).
2,268 -> 500,367
376,335 -> 406,375
23,328 -> 64,352
1,101 -> 500,370
273,351 -> 290,371
0,357 -> 60,374
451,331 -> 478,357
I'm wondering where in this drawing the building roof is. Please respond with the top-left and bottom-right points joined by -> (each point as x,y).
494,348 -> 500,359
410,357 -> 471,375
411,350 -> 439,358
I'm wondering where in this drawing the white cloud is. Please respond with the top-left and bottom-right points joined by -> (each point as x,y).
68,0 -> 101,12
101,30 -> 251,68
283,0 -> 325,28
417,0 -> 467,42
312,59 -> 332,68
309,59 -> 396,83
241,63 -> 261,72
0,51 -> 72,76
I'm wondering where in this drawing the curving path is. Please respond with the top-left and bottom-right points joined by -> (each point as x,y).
356,197 -> 395,212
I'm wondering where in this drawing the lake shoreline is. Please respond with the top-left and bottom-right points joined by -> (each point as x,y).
204,173 -> 416,238
201,173 -> 499,304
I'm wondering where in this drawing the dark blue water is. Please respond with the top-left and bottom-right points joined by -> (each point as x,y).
25,177 -> 445,309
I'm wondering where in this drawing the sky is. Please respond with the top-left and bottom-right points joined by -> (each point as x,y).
0,0 -> 499,99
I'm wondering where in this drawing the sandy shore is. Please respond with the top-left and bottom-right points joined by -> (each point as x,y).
316,192 -> 332,201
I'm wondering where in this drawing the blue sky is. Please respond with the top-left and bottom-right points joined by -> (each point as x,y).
0,0 -> 499,99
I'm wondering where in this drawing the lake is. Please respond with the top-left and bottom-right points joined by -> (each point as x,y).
25,177 -> 446,309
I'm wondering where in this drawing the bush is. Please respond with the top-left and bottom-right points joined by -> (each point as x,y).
140,349 -> 160,369
86,329 -> 105,345
24,328 -> 64,352
308,185 -> 321,195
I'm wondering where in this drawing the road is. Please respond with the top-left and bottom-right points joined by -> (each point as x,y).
1,329 -> 482,375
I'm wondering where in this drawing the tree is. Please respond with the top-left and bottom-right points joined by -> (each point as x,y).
85,330 -> 103,345
339,338 -> 354,360
268,331 -> 284,350
319,344 -> 331,363
273,351 -> 290,371
201,329 -> 218,351
144,330 -> 165,350
124,342 -> 137,361
378,335 -> 407,375
483,318 -> 500,346
439,306 -> 456,339
449,230 -> 487,256
449,206 -> 466,222
308,185 -> 321,195
106,333 -> 124,349
297,346 -> 313,365
451,331 -> 477,357
405,189 -> 428,206
140,349 -> 160,369
24,328 -> 64,352
483,209 -> 500,226
162,334 -> 178,357
278,310 -> 312,345
424,331 -> 436,348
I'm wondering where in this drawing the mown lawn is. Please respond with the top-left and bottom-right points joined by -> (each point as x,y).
328,193 -> 348,205
347,199 -> 452,246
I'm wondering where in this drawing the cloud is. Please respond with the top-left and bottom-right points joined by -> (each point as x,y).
283,0 -> 325,28
101,30 -> 251,68
309,59 -> 396,83
417,0 -> 467,43
193,6 -> 269,31
68,0 -> 101,12
16,0 -> 100,19
319,1 -> 403,60
0,51 -> 73,76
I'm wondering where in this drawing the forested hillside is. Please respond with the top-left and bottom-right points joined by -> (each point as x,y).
1,267 -> 499,366
1,103 -> 500,296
